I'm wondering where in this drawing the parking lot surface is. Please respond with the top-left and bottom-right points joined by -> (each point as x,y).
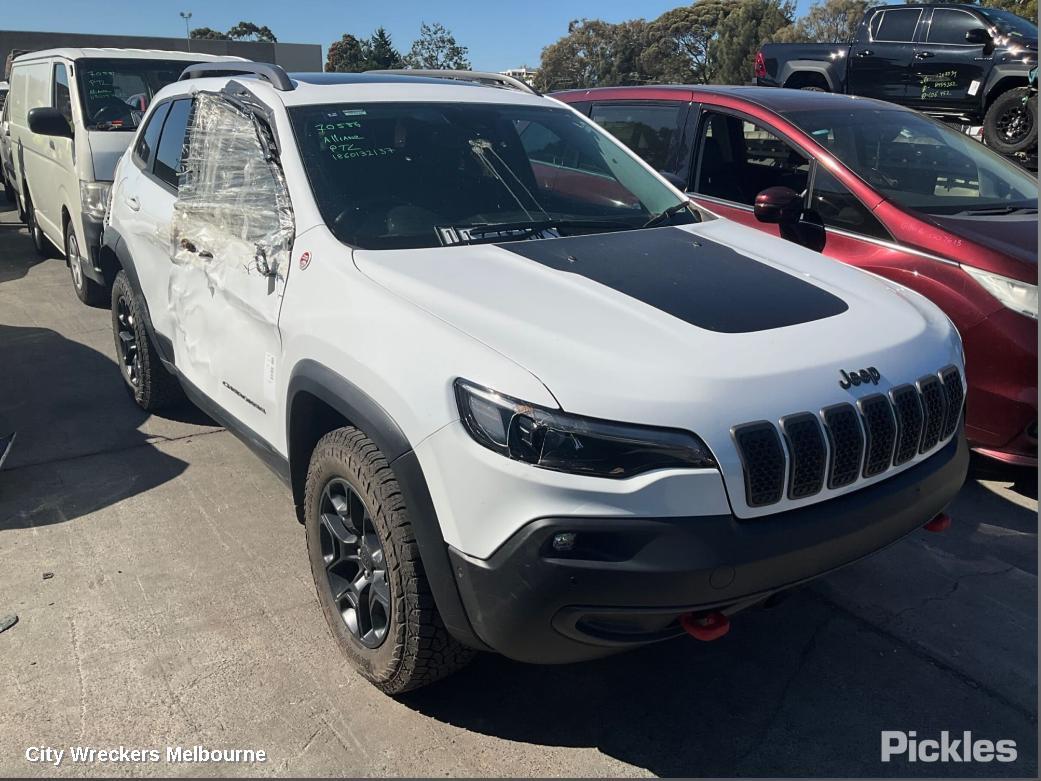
0,198 -> 1037,778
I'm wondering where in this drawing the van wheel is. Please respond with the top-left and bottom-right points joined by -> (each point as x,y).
984,87 -> 1037,155
24,193 -> 50,257
110,270 -> 182,410
304,427 -> 475,694
66,221 -> 107,307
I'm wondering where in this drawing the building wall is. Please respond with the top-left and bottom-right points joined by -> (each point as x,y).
1,30 -> 322,78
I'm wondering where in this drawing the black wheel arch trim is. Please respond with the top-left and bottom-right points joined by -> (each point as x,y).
983,66 -> 1033,109
287,359 -> 490,652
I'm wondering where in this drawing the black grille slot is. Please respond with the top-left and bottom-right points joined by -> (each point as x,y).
939,366 -> 963,440
858,394 -> 897,477
917,376 -> 948,453
780,413 -> 827,499
733,422 -> 785,507
822,404 -> 864,488
890,384 -> 924,465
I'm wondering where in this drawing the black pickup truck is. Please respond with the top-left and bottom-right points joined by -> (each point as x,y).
755,3 -> 1037,155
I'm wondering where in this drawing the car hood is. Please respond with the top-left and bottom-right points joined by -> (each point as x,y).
927,211 -> 1038,276
86,130 -> 135,181
354,221 -> 962,517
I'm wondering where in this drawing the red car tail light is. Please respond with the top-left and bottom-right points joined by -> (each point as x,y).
754,51 -> 767,78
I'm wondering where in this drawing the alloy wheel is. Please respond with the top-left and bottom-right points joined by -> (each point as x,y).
115,295 -> 140,386
67,230 -> 83,289
996,104 -> 1033,144
317,477 -> 391,649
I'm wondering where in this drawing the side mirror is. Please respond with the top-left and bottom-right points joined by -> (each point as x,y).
27,107 -> 73,139
659,170 -> 687,190
965,28 -> 992,46
754,186 -> 803,225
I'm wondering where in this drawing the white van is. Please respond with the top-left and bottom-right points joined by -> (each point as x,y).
6,49 -> 242,304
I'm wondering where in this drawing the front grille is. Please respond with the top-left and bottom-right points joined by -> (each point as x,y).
732,366 -> 963,509
732,422 -> 786,507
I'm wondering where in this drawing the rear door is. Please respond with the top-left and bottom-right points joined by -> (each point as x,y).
848,6 -> 924,102
909,6 -> 992,114
588,101 -> 692,186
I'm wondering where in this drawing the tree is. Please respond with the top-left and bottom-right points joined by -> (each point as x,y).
227,21 -> 278,43
770,0 -> 873,43
404,22 -> 471,70
709,0 -> 795,84
326,34 -> 370,72
641,0 -> 731,84
190,27 -> 230,40
535,19 -> 652,91
368,27 -> 404,70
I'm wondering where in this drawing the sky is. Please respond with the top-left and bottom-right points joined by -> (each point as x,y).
2,0 -> 817,72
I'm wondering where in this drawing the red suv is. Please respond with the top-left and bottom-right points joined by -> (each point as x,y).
554,86 -> 1038,466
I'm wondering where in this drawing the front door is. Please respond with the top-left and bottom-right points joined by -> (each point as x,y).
168,94 -> 294,447
909,7 -> 992,114
848,6 -> 924,102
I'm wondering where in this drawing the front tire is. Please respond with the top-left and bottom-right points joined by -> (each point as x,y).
66,221 -> 107,307
110,270 -> 182,410
304,427 -> 475,694
984,87 -> 1038,155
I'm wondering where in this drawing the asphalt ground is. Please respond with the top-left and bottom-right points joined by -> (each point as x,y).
0,197 -> 1036,777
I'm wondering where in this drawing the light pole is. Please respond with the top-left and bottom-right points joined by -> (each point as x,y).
180,11 -> 193,50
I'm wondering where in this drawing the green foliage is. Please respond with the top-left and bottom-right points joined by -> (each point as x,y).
641,0 -> 730,83
535,18 -> 652,91
189,27 -> 230,41
404,22 -> 471,70
368,27 -> 405,70
770,0 -> 874,43
326,34 -> 370,72
227,21 -> 278,43
710,0 -> 796,84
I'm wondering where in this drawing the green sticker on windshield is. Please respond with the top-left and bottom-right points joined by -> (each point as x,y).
314,120 -> 395,161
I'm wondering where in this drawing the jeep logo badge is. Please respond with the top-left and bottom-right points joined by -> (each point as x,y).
840,367 -> 881,389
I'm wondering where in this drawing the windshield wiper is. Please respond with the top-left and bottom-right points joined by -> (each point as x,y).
957,205 -> 1038,216
438,219 -> 634,246
642,201 -> 693,229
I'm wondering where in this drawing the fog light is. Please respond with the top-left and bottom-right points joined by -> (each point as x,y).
552,532 -> 577,552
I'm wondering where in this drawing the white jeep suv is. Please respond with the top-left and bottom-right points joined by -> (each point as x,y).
103,63 -> 969,694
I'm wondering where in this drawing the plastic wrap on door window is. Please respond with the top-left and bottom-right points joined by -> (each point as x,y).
171,93 -> 294,277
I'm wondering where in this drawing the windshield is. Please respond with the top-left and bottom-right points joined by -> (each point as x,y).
784,107 -> 1038,215
289,102 -> 693,250
77,58 -> 196,130
978,8 -> 1038,39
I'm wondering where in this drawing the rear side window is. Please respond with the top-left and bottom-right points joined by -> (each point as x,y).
809,167 -> 891,241
927,9 -> 984,45
871,9 -> 922,42
590,103 -> 683,172
153,99 -> 192,188
53,63 -> 72,125
133,101 -> 171,167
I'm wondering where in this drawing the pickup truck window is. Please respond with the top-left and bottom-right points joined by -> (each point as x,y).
786,107 -> 1037,216
693,111 -> 808,207
589,103 -> 682,172
871,8 -> 922,43
926,9 -> 983,46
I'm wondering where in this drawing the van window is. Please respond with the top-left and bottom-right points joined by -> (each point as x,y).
53,63 -> 72,125
133,101 -> 171,167
153,99 -> 192,188
589,103 -> 683,172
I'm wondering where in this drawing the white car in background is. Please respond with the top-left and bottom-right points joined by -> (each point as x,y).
103,64 -> 969,694
5,48 -> 243,303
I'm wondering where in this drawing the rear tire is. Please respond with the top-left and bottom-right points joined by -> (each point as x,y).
110,270 -> 182,411
984,87 -> 1037,155
799,85 -> 827,92
304,427 -> 475,694
66,220 -> 107,307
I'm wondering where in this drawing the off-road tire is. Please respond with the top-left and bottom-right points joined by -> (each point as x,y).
984,87 -> 1038,155
110,270 -> 183,410
66,220 -> 107,307
304,427 -> 475,694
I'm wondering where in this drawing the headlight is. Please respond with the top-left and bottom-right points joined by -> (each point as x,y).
455,379 -> 718,478
962,265 -> 1038,319
79,181 -> 111,222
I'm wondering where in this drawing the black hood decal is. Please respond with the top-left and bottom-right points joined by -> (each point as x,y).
498,227 -> 848,334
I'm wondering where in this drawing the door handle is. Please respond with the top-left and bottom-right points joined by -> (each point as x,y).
915,51 -> 935,59
856,49 -> 873,57
125,195 -> 140,211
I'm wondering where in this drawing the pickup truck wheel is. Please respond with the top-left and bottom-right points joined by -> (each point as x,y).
305,427 -> 475,694
984,87 -> 1037,155
110,270 -> 183,410
66,221 -> 107,307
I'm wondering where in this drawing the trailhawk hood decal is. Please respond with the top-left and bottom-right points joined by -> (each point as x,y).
352,219 -> 960,490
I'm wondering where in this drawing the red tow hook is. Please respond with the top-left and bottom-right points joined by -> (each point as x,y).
924,512 -> 952,533
680,611 -> 730,641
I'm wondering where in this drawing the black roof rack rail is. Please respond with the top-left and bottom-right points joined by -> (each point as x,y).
367,69 -> 540,96
179,62 -> 294,91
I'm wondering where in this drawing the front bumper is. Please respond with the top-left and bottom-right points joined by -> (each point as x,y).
79,215 -> 106,282
449,432 -> 968,664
